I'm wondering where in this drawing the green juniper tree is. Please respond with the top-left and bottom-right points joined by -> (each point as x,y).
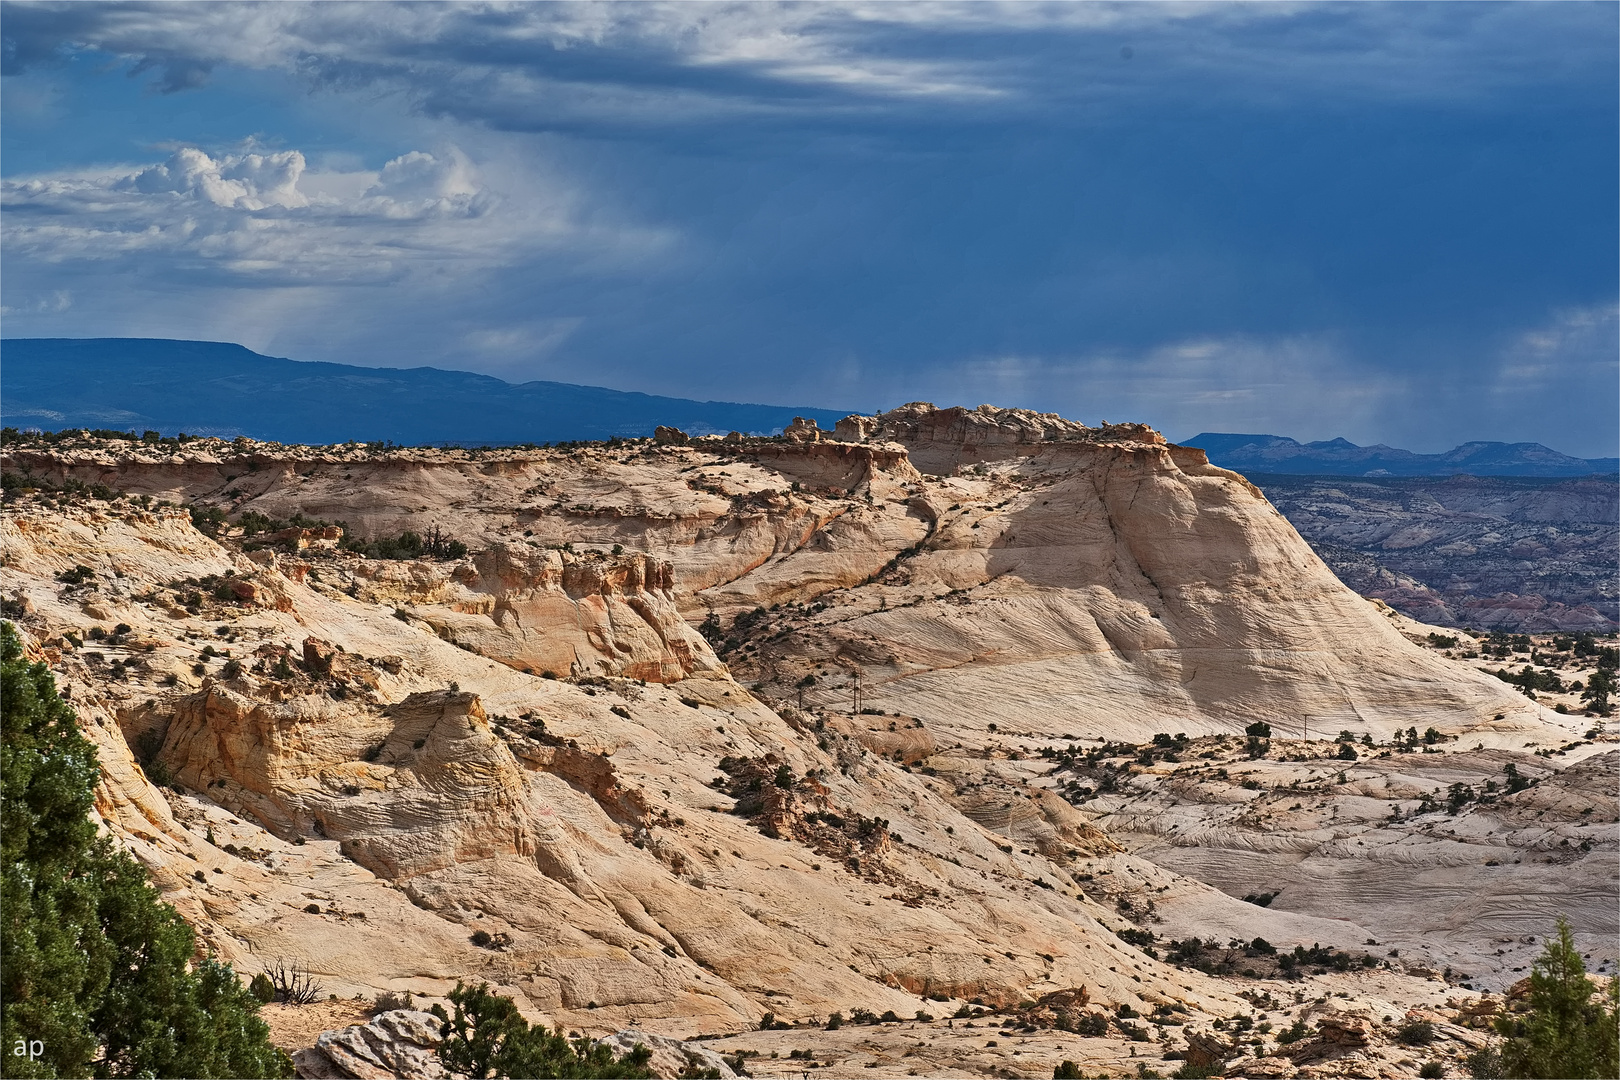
1,621 -> 291,1078
1479,917 -> 1620,1079
432,982 -> 654,1079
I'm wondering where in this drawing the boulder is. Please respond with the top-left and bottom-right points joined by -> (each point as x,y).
293,1010 -> 456,1080
833,414 -> 881,442
303,636 -> 337,674
1316,1012 -> 1372,1048
1454,996 -> 1501,1028
653,426 -> 689,446
782,417 -> 823,443
593,1029 -> 738,1080
1184,1028 -> 1238,1067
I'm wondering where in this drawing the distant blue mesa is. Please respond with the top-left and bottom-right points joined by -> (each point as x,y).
0,338 -> 850,446
1183,432 -> 1616,478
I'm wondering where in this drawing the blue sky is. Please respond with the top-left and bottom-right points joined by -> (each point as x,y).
2,2 -> 1616,455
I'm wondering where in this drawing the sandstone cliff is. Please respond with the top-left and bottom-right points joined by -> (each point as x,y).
4,408 -> 1542,744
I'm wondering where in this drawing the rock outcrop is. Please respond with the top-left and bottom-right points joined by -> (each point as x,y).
157,685 -> 601,880
292,1010 -> 453,1080
835,401 -> 1163,475
732,432 -> 1541,744
354,545 -> 722,682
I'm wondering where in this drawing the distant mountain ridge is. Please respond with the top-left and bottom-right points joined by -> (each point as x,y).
1185,432 -> 1616,478
0,338 -> 851,445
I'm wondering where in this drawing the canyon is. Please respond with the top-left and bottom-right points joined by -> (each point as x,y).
1249,473 -> 1618,635
2,404 -> 1614,1079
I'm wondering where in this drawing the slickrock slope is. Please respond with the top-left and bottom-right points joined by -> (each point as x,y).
737,407 -> 1545,745
1081,740 -> 1618,988
3,408 -> 1605,1078
0,505 -> 1246,1035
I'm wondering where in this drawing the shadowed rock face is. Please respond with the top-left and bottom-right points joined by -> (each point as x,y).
354,545 -> 721,683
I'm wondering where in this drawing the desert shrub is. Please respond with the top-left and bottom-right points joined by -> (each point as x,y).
432,981 -> 652,1078
265,958 -> 324,1005
0,622 -> 292,1078
188,504 -> 228,537
373,989 -> 414,1013
344,524 -> 467,561
1397,1020 -> 1436,1045
1276,1019 -> 1312,1045
1466,1046 -> 1505,1078
1419,1063 -> 1444,1079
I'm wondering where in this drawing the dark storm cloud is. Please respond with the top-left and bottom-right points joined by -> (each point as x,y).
2,2 -> 1615,454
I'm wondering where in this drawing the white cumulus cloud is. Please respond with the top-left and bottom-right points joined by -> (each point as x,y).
125,146 -> 309,209
0,143 -> 660,286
